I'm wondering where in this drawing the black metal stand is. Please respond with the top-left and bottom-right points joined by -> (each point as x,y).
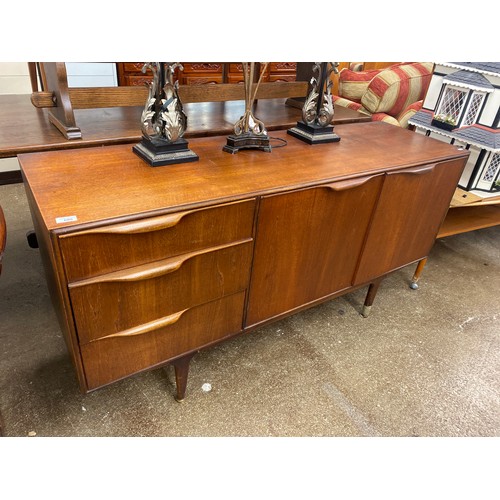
133,137 -> 199,167
223,133 -> 272,154
287,62 -> 341,146
287,121 -> 340,145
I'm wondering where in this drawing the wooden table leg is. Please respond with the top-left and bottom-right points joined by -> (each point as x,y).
410,258 -> 428,290
361,278 -> 383,318
171,353 -> 195,402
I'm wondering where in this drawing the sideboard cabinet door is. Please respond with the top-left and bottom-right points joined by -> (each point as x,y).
246,174 -> 384,327
354,158 -> 467,285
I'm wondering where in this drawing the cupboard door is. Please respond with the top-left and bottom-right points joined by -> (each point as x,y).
246,175 -> 383,326
353,158 -> 466,285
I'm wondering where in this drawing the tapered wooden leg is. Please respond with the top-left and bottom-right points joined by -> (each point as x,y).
410,258 -> 428,290
362,278 -> 383,318
171,353 -> 194,402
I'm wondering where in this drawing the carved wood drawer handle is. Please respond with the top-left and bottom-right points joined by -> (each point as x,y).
69,239 -> 252,288
395,164 -> 436,176
74,210 -> 195,236
323,175 -> 379,192
93,309 -> 188,342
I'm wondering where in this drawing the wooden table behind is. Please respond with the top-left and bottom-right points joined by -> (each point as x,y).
0,95 -> 370,160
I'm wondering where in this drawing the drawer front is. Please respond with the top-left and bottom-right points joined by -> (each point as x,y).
70,241 -> 253,344
80,291 -> 246,390
269,74 -> 296,82
227,75 -> 245,84
269,62 -> 296,73
123,75 -> 153,86
183,76 -> 222,85
227,74 -> 269,84
182,63 -> 223,73
59,199 -> 256,282
123,62 -> 150,73
229,63 -> 243,73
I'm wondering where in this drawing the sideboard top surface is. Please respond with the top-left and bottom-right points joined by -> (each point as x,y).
19,122 -> 468,231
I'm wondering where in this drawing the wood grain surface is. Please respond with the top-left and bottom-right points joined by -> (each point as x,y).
19,122 -> 468,232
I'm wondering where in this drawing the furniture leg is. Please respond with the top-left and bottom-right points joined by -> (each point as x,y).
361,278 -> 383,318
410,258 -> 427,290
26,230 -> 38,249
171,353 -> 195,402
42,62 -> 82,140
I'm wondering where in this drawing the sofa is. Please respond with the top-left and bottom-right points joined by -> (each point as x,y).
333,62 -> 434,128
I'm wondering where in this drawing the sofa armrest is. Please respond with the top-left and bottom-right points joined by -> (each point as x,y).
396,100 -> 424,128
371,113 -> 401,127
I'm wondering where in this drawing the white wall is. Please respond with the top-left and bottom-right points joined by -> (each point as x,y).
65,62 -> 117,87
0,62 -> 32,94
0,63 -> 31,172
0,62 -> 118,93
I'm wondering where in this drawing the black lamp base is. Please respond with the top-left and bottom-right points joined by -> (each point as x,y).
223,133 -> 272,154
287,120 -> 341,145
132,137 -> 199,167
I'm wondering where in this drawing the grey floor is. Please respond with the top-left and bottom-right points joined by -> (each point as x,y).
0,182 -> 499,437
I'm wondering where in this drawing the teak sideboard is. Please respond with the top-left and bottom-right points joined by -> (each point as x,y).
18,123 -> 469,400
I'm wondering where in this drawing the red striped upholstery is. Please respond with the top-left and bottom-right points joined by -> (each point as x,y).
397,100 -> 424,128
334,62 -> 433,128
371,113 -> 400,126
338,68 -> 380,103
361,62 -> 433,116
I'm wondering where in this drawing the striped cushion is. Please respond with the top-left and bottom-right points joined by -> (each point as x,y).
397,100 -> 424,128
333,95 -> 362,111
360,62 -> 433,116
338,68 -> 380,103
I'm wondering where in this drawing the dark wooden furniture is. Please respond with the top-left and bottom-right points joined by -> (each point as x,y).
116,62 -> 297,86
18,123 -> 468,400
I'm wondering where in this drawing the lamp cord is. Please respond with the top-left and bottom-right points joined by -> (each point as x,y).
269,137 -> 288,148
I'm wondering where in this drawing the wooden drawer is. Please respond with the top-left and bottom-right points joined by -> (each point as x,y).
269,74 -> 296,82
59,199 -> 256,282
182,63 -> 223,73
123,75 -> 153,86
183,75 -> 223,85
269,62 -> 296,73
227,75 -> 245,84
229,63 -> 243,73
228,74 -> 269,84
80,291 -> 246,390
122,63 -> 150,73
69,240 -> 253,344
